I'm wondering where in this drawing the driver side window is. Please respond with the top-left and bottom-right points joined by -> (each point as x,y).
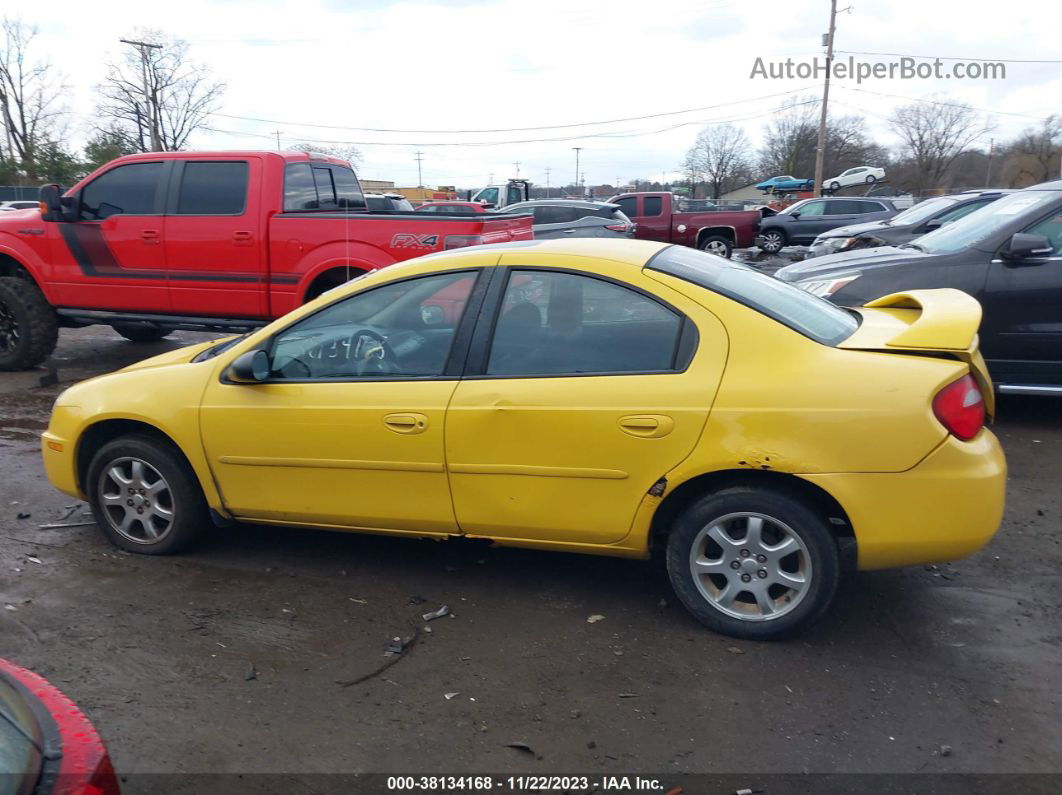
268,271 -> 476,380
79,162 -> 164,220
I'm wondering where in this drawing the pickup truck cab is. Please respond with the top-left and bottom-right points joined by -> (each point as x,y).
610,192 -> 763,258
470,179 -> 530,210
0,150 -> 533,370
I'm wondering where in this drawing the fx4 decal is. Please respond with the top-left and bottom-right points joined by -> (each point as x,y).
391,233 -> 439,249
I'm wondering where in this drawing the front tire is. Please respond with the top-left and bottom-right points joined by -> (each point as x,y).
87,435 -> 209,555
699,235 -> 733,258
0,276 -> 59,371
665,486 -> 839,640
111,321 -> 172,343
759,229 -> 787,254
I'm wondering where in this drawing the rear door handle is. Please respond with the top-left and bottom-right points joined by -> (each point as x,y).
140,229 -> 160,245
618,414 -> 674,438
384,412 -> 429,434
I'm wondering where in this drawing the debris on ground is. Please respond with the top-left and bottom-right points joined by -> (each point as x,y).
504,742 -> 536,756
336,628 -> 421,688
444,692 -> 460,700
618,693 -> 638,698
587,614 -> 605,623
422,605 -> 450,622
16,512 -> 30,519
4,604 -> 16,611
244,663 -> 257,681
348,597 -> 367,604
37,521 -> 96,529
57,505 -> 82,521
939,744 -> 953,757
727,646 -> 745,655
408,595 -> 426,606
26,556 -> 43,565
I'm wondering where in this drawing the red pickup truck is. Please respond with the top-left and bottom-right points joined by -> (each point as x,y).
0,151 -> 533,369
610,192 -> 765,258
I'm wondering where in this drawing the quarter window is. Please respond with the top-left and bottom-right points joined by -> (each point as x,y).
486,270 -> 686,376
268,271 -> 476,380
80,162 -> 163,219
176,161 -> 248,215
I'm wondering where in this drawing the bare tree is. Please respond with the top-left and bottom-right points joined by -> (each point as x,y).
288,141 -> 362,166
1001,115 -> 1062,187
97,31 -> 225,152
888,99 -> 993,193
0,17 -> 69,180
686,123 -> 753,198
758,96 -> 820,177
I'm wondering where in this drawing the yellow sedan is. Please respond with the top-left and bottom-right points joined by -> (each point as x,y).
41,239 -> 1006,639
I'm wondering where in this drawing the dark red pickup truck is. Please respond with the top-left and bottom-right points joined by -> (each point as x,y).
610,192 -> 765,258
0,151 -> 533,369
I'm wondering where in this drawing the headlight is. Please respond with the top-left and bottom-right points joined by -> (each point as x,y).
813,236 -> 857,253
795,275 -> 859,297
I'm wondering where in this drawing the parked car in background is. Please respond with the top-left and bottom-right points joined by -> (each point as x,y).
415,201 -> 488,214
0,150 -> 533,370
823,166 -> 885,192
755,196 -> 900,254
806,190 -> 1011,258
0,200 -> 38,211
776,181 -> 1062,390
755,175 -> 814,193
0,658 -> 120,794
504,199 -> 634,239
365,192 -> 415,212
610,191 -> 763,257
42,238 -> 1004,640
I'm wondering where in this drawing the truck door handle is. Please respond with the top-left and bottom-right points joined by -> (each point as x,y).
384,413 -> 429,434
618,414 -> 674,438
140,229 -> 160,245
232,230 -> 254,246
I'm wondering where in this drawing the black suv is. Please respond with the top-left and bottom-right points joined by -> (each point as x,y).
805,190 -> 1011,258
775,181 -> 1062,391
755,196 -> 900,253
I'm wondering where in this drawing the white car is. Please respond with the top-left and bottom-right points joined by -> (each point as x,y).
824,166 -> 885,192
0,200 -> 38,211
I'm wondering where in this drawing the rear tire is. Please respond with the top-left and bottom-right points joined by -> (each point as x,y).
759,229 -> 787,254
699,235 -> 733,259
0,276 -> 59,371
665,486 -> 839,640
111,322 -> 172,343
830,181 -> 841,192
865,174 -> 877,184
87,435 -> 209,555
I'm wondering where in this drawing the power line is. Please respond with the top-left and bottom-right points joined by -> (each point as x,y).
833,85 -> 1049,121
835,49 -> 1062,64
210,86 -> 817,135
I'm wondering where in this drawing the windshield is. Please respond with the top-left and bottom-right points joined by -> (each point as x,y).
646,245 -> 859,346
914,191 -> 1058,254
888,196 -> 957,225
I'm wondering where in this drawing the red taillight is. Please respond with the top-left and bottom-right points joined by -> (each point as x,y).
605,223 -> 630,232
444,234 -> 484,250
932,374 -> 985,441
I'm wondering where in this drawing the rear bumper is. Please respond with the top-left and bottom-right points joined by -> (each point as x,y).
802,430 -> 1006,570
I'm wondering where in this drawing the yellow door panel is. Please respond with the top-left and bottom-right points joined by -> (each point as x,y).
200,380 -> 459,532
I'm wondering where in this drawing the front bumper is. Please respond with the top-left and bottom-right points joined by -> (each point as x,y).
802,430 -> 1006,570
41,406 -> 84,500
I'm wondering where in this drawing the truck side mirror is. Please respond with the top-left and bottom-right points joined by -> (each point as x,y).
38,184 -> 65,222
227,349 -> 271,383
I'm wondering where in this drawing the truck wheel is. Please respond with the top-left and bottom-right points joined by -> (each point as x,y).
86,434 -> 208,555
665,486 -> 840,640
0,276 -> 59,371
759,229 -> 787,254
111,322 -> 172,343
699,235 -> 733,258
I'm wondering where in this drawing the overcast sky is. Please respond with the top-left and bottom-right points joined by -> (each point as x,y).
20,0 -> 1062,189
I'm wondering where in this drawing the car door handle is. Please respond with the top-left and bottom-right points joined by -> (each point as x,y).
384,412 -> 429,434
562,229 -> 576,234
232,230 -> 254,246
140,229 -> 160,245
618,414 -> 674,438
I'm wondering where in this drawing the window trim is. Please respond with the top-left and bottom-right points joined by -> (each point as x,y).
165,159 -> 250,216
463,265 -> 698,380
77,160 -> 171,219
222,268 -> 491,385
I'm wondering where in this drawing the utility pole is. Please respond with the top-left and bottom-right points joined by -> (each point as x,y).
273,130 -> 283,150
513,161 -> 520,177
120,38 -> 163,152
545,167 -> 551,198
572,147 -> 582,195
488,172 -> 494,185
812,0 -> 838,198
985,138 -> 994,185
414,150 -> 424,187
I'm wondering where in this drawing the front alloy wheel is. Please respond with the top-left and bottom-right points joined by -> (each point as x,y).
98,457 -> 176,544
759,230 -> 786,254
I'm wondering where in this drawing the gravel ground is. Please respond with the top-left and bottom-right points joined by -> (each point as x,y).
1,325 -> 1060,790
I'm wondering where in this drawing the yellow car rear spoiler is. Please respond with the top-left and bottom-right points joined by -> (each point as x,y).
840,289 -> 995,417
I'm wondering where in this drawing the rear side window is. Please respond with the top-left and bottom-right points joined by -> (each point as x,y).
80,162 -> 163,219
647,245 -> 858,346
643,196 -> 663,216
176,161 -> 248,215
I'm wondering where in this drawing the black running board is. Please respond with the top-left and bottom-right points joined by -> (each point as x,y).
57,308 -> 268,334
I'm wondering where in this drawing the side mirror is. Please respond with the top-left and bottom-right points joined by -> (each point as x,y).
1002,232 -> 1054,261
923,218 -> 944,231
38,184 -> 65,222
789,212 -> 801,219
227,349 -> 270,383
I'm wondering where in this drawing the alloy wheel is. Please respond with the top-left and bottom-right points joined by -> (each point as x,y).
0,298 -> 18,353
97,457 -> 177,544
688,512 -> 812,621
704,239 -> 729,256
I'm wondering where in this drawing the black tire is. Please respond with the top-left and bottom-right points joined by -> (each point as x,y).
111,321 -> 172,343
699,235 -> 733,259
86,434 -> 209,555
665,486 -> 840,640
830,181 -> 841,192
759,228 -> 787,254
865,174 -> 877,184
0,276 -> 59,371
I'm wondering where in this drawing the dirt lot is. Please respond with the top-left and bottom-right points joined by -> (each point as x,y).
2,326 -> 1061,788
